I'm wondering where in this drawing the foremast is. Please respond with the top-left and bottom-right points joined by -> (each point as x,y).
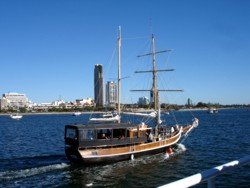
117,26 -> 121,123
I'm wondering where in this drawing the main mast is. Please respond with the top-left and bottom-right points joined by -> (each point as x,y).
151,34 -> 159,112
131,34 -> 183,135
117,26 -> 121,123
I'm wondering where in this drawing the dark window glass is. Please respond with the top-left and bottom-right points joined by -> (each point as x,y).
66,128 -> 77,139
113,129 -> 126,139
79,129 -> 94,140
97,129 -> 112,139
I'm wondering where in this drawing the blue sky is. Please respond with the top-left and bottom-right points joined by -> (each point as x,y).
0,0 -> 250,105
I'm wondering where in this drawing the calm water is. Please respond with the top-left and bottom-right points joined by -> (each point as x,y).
0,109 -> 249,187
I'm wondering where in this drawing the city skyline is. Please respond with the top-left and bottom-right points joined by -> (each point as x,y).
1,1 -> 250,105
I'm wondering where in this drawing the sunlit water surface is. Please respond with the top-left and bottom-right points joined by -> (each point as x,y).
0,109 -> 249,187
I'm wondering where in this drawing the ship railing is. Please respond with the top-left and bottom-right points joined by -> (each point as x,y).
158,155 -> 250,188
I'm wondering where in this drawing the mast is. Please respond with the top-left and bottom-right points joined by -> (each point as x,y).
131,34 -> 183,134
151,34 -> 158,111
117,26 -> 121,123
151,34 -> 161,127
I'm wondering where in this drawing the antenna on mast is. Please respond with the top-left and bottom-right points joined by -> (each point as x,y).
149,18 -> 153,36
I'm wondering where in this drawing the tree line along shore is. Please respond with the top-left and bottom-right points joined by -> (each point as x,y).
0,102 -> 249,115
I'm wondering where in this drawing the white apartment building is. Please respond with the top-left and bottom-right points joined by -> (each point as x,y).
1,92 -> 29,109
138,96 -> 150,105
76,98 -> 93,106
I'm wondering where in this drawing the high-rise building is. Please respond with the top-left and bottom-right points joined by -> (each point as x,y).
94,64 -> 104,107
187,98 -> 193,107
138,96 -> 150,105
106,81 -> 118,107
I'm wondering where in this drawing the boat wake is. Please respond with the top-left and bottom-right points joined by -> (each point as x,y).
175,143 -> 187,153
164,144 -> 187,160
0,163 -> 69,181
79,144 -> 188,187
0,153 -> 69,183
0,154 -> 67,171
62,145 -> 187,186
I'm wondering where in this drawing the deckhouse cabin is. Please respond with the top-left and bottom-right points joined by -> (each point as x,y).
65,123 -> 152,149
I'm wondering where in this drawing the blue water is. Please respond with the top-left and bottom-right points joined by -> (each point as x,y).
0,109 -> 249,187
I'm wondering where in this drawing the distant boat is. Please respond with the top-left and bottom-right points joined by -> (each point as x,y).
89,114 -> 120,122
123,111 -> 157,118
10,113 -> 23,120
73,112 -> 82,116
165,111 -> 170,115
89,110 -> 120,122
102,112 -> 114,118
208,108 -> 218,114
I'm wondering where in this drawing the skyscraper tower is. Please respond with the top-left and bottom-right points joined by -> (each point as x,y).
94,64 -> 104,107
106,81 -> 118,107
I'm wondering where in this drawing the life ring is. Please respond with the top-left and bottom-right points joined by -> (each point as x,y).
166,147 -> 173,155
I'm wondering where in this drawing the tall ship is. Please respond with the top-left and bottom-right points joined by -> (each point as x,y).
64,27 -> 199,164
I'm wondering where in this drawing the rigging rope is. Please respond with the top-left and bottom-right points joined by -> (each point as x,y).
122,36 -> 149,40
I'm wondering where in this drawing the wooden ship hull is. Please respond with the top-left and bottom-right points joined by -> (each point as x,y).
66,141 -> 179,164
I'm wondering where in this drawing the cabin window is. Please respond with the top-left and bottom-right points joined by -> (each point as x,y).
79,129 -> 95,140
113,129 -> 126,139
66,128 -> 77,139
97,129 -> 112,139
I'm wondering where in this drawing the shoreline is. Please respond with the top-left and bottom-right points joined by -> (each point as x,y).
0,111 -> 104,116
0,107 -> 240,116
